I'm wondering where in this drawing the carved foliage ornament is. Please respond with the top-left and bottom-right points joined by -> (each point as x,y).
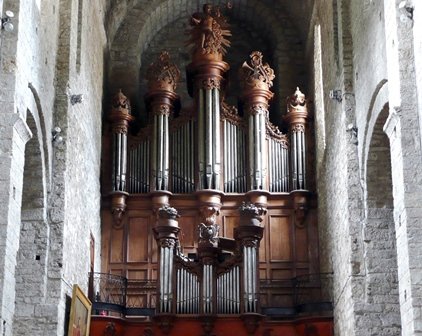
159,238 -> 177,248
199,222 -> 220,245
287,87 -> 308,114
187,4 -> 232,56
146,51 -> 181,91
248,103 -> 268,116
158,205 -> 180,220
239,51 -> 275,89
239,202 -> 266,220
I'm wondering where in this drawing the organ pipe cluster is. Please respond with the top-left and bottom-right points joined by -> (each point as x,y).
285,87 -> 309,190
108,90 -> 134,226
239,51 -> 275,191
146,51 -> 180,192
153,205 -> 181,313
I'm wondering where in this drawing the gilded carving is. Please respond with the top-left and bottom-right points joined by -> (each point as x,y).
248,103 -> 268,116
187,4 -> 231,56
146,51 -> 181,91
239,51 -> 275,89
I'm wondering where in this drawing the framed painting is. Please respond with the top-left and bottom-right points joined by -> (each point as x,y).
68,285 -> 92,336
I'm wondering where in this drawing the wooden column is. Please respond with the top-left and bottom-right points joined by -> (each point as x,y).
108,90 -> 134,227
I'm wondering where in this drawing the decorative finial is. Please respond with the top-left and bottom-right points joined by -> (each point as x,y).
286,87 -> 308,115
146,51 -> 181,92
239,51 -> 275,90
111,89 -> 131,114
158,205 -> 180,220
186,4 -> 231,57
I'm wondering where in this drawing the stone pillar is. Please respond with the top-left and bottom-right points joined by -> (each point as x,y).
239,51 -> 275,191
108,90 -> 134,227
285,87 -> 309,191
145,51 -> 180,192
384,1 -> 422,334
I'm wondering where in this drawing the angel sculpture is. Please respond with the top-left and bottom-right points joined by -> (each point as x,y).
187,4 -> 231,56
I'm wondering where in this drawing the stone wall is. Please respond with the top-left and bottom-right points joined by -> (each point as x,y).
0,0 -> 106,335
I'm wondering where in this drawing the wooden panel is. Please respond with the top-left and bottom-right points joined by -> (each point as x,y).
295,226 -> 308,262
222,216 -> 238,239
127,269 -> 148,280
110,226 -> 124,263
127,217 -> 149,262
269,216 -> 291,261
179,216 -> 197,248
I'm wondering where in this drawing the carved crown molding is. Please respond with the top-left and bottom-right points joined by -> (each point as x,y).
146,51 -> 180,92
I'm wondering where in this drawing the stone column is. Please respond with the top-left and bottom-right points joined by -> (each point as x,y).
108,90 -> 134,227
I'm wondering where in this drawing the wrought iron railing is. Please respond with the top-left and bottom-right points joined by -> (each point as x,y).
89,272 -> 332,317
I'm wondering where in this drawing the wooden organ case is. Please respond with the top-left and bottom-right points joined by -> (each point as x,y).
95,4 -> 333,336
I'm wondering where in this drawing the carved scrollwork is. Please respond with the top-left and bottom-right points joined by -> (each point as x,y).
198,222 -> 220,245
221,101 -> 246,127
187,4 -> 231,56
158,205 -> 180,220
265,117 -> 289,147
198,77 -> 221,90
239,51 -> 275,89
146,51 -> 180,91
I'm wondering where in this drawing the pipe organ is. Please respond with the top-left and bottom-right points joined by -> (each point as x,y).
98,4 -> 329,336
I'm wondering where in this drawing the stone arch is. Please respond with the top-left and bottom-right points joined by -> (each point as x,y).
362,105 -> 401,335
14,109 -> 50,334
107,0 -> 305,122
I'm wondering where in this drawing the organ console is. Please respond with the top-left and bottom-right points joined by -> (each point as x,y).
95,4 -> 332,336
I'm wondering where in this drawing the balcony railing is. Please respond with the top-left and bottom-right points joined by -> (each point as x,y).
89,272 -> 332,317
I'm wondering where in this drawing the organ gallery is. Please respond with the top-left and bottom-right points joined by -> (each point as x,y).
94,4 -> 332,335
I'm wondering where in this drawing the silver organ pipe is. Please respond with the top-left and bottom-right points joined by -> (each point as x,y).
171,120 -> 195,193
268,136 -> 290,193
216,266 -> 240,314
127,139 -> 150,193
176,267 -> 200,314
243,246 -> 258,313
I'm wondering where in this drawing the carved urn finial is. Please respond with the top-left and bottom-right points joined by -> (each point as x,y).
186,3 -> 231,61
287,87 -> 307,114
109,89 -> 134,134
239,51 -> 275,92
146,51 -> 181,92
